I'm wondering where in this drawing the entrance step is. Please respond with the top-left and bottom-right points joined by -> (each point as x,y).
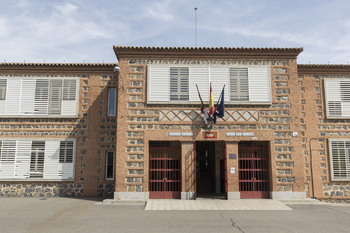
99,199 -> 146,206
145,199 -> 292,210
280,199 -> 322,204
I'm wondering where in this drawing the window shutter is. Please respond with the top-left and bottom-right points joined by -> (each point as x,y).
189,67 -> 209,101
0,140 -> 16,178
210,67 -> 229,102
59,140 -> 75,179
5,79 -> 21,115
43,140 -> 60,179
49,80 -> 63,115
248,67 -> 270,102
170,67 -> 189,100
323,79 -> 350,118
148,66 -> 170,102
15,140 -> 31,179
329,140 -> 350,180
0,79 -> 7,115
62,79 -> 77,116
20,79 -> 36,115
34,79 -> 49,115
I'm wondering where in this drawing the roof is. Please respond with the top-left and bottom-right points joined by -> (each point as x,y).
113,45 -> 304,60
298,64 -> 350,75
0,62 -> 118,74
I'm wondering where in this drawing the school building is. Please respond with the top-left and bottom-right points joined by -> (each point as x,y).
0,46 -> 349,202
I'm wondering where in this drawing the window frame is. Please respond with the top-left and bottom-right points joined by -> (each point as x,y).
147,65 -> 271,105
0,77 -> 78,118
105,151 -> 115,180
0,138 -> 76,181
329,139 -> 350,181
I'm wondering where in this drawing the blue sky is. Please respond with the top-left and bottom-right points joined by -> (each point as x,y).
1,0 -> 350,64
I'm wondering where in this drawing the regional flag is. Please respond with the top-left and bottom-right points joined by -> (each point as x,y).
209,83 -> 214,115
213,85 -> 225,124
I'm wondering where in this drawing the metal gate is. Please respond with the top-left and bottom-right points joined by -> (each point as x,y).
239,146 -> 270,199
149,145 -> 181,199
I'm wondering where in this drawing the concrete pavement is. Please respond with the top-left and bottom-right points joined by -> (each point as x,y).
0,197 -> 350,233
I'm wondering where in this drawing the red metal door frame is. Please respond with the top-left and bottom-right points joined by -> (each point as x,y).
239,146 -> 270,199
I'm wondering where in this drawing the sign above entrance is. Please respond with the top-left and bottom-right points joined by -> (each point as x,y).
226,132 -> 255,137
169,132 -> 194,137
202,130 -> 218,139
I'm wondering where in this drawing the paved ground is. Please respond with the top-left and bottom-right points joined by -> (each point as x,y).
145,199 -> 292,210
1,198 -> 350,233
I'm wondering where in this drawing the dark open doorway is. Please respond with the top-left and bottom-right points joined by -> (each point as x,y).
196,141 -> 226,199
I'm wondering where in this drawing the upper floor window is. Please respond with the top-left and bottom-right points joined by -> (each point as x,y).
0,79 -> 6,100
108,88 -> 116,116
0,77 -> 78,117
329,139 -> 350,181
324,79 -> 350,118
170,67 -> 189,100
147,65 -> 270,104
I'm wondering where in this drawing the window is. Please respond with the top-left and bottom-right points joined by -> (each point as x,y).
147,65 -> 270,104
108,88 -> 116,116
170,67 -> 189,100
60,141 -> 73,163
106,151 -> 115,180
0,139 -> 75,180
30,141 -> 45,178
325,79 -> 350,118
0,77 -> 77,117
329,140 -> 350,181
230,68 -> 249,101
0,79 -> 7,100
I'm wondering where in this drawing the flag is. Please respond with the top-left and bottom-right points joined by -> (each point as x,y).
209,83 -> 214,115
203,108 -> 209,125
196,84 -> 205,113
213,86 -> 225,124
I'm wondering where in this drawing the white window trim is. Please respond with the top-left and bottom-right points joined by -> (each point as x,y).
105,151 -> 115,180
0,76 -> 79,118
147,64 -> 271,105
329,138 -> 350,181
0,138 -> 76,181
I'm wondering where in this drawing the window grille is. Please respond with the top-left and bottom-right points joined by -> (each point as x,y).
30,141 -> 45,178
60,141 -> 74,163
329,140 -> 350,180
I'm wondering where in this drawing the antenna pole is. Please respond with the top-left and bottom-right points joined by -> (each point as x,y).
194,7 -> 198,47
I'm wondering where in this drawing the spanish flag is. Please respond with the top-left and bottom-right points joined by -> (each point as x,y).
209,83 -> 214,115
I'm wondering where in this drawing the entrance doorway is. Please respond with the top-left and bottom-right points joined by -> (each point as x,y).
149,141 -> 181,199
238,141 -> 270,199
196,141 -> 226,199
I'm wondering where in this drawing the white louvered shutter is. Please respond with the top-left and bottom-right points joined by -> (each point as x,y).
5,79 -> 21,115
61,79 -> 77,116
148,66 -> 170,102
0,140 -> 16,178
248,66 -> 271,103
34,79 -> 49,115
59,141 -> 75,179
49,80 -> 63,115
20,79 -> 36,115
0,79 -> 7,115
210,67 -> 229,102
14,140 -> 31,179
43,140 -> 60,179
329,140 -> 350,180
189,67 -> 209,102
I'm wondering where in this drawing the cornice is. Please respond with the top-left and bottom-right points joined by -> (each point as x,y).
0,63 -> 118,74
113,46 -> 304,60
298,64 -> 350,75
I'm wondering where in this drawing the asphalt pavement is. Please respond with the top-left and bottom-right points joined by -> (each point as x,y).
0,197 -> 349,233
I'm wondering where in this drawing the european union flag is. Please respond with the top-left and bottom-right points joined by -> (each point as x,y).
213,86 -> 225,124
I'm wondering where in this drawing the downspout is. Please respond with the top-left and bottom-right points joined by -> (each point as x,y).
309,138 -> 319,199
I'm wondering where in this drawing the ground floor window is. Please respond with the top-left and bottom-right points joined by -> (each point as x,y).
0,139 -> 75,180
106,151 -> 115,180
329,139 -> 350,181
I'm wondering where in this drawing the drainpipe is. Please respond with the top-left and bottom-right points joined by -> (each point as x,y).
309,138 -> 319,199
